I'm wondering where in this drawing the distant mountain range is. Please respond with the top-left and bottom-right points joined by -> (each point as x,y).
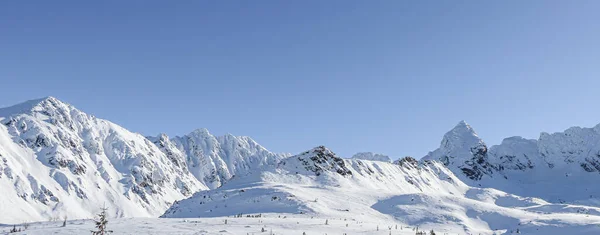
1,97 -> 600,234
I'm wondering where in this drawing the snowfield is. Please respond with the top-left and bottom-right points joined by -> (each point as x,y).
2,212 -> 600,235
2,97 -> 600,234
0,216 -> 460,235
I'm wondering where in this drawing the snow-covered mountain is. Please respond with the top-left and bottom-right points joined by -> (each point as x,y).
147,130 -> 287,189
423,120 -> 600,204
0,97 -> 284,223
3,97 -> 600,234
351,152 -> 392,162
163,146 -> 600,234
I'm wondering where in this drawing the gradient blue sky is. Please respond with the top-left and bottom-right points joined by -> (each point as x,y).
1,1 -> 600,159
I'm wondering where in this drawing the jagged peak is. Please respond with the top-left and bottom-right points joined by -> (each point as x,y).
188,128 -> 213,137
441,120 -> 484,147
301,145 -> 334,155
422,121 -> 487,164
157,133 -> 170,141
282,146 -> 351,176
499,136 -> 536,145
222,133 -> 237,139
351,152 -> 391,162
394,156 -> 419,168
451,120 -> 476,133
0,96 -> 73,118
292,146 -> 340,160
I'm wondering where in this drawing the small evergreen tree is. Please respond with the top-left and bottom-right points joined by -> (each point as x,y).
430,229 -> 436,235
91,205 -> 113,235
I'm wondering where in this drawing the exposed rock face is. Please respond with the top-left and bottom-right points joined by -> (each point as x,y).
394,156 -> 418,169
279,146 -> 352,176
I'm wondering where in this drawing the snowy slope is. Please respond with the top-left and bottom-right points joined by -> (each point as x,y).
423,120 -> 600,204
163,146 -> 600,234
0,217 -> 463,235
163,146 -> 466,223
0,97 -> 283,223
0,97 -> 205,223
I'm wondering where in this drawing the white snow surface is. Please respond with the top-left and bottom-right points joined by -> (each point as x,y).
1,98 -> 600,234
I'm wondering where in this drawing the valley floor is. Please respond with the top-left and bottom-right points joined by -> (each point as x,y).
0,216 -> 426,235
2,213 -> 598,235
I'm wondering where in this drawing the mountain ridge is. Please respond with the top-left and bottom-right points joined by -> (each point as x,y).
0,97 -> 285,223
423,120 -> 600,204
2,97 -> 600,234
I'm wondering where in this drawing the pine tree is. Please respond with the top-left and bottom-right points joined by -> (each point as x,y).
91,205 -> 113,235
429,229 -> 436,235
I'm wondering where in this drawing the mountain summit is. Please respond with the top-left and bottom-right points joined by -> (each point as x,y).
423,121 -> 493,181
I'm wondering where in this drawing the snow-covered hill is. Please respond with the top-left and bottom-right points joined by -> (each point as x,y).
162,146 -> 465,224
163,146 -> 600,234
423,120 -> 600,204
0,97 -> 284,223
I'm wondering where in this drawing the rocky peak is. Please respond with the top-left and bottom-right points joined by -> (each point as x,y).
0,96 -> 72,118
440,121 -> 485,155
351,152 -> 391,162
187,128 -> 213,139
394,156 -> 419,169
280,146 -> 352,176
423,121 -> 493,181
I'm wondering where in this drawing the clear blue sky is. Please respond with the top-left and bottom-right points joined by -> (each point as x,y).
1,1 -> 600,159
